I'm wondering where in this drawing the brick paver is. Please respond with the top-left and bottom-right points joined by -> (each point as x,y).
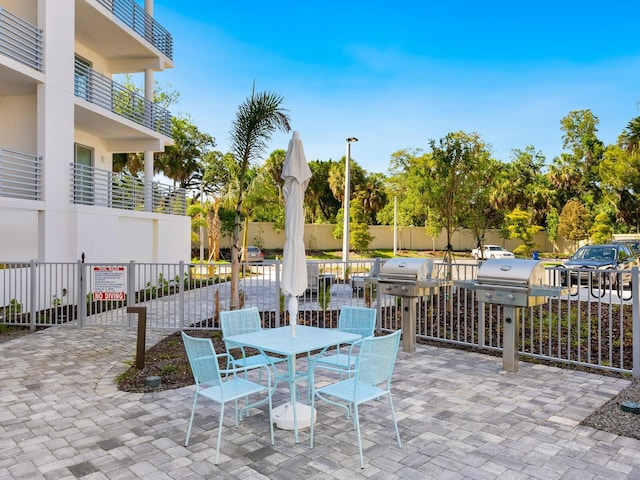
1,326 -> 639,479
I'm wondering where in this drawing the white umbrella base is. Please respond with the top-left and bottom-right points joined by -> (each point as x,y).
272,401 -> 317,430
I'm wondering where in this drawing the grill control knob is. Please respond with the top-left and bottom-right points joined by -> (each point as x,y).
401,286 -> 408,292
507,294 -> 515,300
484,292 -> 492,299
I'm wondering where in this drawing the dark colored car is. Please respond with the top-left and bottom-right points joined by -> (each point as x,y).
561,243 -> 639,290
613,240 -> 640,255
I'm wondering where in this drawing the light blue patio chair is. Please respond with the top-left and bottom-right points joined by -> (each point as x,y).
220,307 -> 286,371
310,330 -> 402,469
313,306 -> 376,371
181,332 -> 274,465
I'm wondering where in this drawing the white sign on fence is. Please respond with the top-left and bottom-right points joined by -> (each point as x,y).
92,265 -> 126,301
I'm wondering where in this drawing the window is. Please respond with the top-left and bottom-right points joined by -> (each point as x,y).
74,55 -> 92,101
74,144 -> 93,205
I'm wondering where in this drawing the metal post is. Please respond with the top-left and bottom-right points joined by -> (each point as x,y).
178,261 -> 185,330
127,306 -> 147,369
401,297 -> 416,353
632,266 -> 639,378
29,260 -> 36,331
502,305 -> 519,372
342,137 -> 358,265
393,196 -> 397,256
77,259 -> 86,328
275,260 -> 282,327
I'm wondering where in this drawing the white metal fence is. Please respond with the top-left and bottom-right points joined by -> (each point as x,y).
1,259 -> 638,377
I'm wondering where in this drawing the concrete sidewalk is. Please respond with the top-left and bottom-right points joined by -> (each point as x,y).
1,326 -> 639,479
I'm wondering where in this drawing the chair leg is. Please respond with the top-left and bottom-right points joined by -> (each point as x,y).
185,392 -> 198,447
268,388 -> 275,446
354,404 -> 364,469
309,376 -> 316,449
214,403 -> 225,465
388,393 -> 402,448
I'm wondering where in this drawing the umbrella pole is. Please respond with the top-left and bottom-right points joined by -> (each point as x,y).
288,295 -> 298,337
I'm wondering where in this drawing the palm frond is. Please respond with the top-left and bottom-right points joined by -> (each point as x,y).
229,91 -> 291,167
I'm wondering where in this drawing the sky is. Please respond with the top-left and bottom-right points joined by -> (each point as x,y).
151,0 -> 640,175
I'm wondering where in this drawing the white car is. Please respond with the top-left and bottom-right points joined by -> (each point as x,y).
471,245 -> 515,260
245,246 -> 264,262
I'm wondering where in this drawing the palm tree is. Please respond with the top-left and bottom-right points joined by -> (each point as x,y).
227,89 -> 291,309
620,116 -> 640,154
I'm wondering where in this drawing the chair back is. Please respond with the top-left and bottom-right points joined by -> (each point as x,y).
355,330 -> 401,387
338,306 -> 376,338
220,307 -> 262,337
181,332 -> 223,388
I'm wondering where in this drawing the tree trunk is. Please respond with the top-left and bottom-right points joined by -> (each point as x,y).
230,208 -> 242,310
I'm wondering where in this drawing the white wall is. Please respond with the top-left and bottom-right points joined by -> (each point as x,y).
0,95 -> 37,152
3,0 -> 37,23
0,207 -> 38,260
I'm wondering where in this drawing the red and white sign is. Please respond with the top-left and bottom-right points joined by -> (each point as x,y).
92,265 -> 126,301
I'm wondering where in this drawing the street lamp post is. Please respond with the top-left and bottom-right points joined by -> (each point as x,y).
342,137 -> 358,264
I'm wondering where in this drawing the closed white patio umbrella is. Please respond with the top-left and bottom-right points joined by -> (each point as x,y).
273,131 -> 315,430
280,131 -> 312,337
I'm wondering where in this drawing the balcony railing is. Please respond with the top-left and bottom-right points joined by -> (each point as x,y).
71,163 -> 186,215
75,59 -> 172,137
0,148 -> 42,201
96,0 -> 173,60
0,8 -> 44,72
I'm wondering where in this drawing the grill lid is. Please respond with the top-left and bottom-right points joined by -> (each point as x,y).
379,258 -> 435,282
476,259 -> 545,288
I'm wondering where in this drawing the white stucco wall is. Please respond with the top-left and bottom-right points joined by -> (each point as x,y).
4,0 -> 37,23
0,207 -> 38,260
0,0 -> 191,264
0,95 -> 37,153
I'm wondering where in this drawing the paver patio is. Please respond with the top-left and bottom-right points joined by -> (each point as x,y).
1,326 -> 639,479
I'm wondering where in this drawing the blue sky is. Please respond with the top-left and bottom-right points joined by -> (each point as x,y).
153,0 -> 640,174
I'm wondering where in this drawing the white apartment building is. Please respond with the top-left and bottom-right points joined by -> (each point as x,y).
0,0 -> 191,264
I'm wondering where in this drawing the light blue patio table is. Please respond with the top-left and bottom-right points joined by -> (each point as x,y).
225,325 -> 361,443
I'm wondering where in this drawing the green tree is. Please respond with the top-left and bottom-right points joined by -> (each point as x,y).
112,76 -> 182,176
589,211 -> 613,244
307,160 -> 342,223
619,116 -> 640,155
154,116 -> 216,190
495,146 -> 553,225
350,194 -> 374,252
227,89 -> 291,310
424,131 -> 492,266
558,199 -> 592,250
546,207 -> 559,253
599,129 -> 640,230
381,149 -> 430,228
466,156 -> 501,252
554,109 -> 605,206
506,208 -> 542,257
425,209 -> 443,252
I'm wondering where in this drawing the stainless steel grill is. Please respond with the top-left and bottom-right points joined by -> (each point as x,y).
475,258 -> 552,307
377,258 -> 440,297
370,257 -> 450,353
456,259 -> 568,372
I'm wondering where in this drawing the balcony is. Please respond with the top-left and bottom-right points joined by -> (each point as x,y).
76,0 -> 173,71
0,7 -> 44,96
0,7 -> 43,73
71,163 -> 186,215
0,148 -> 42,201
75,59 -> 172,139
